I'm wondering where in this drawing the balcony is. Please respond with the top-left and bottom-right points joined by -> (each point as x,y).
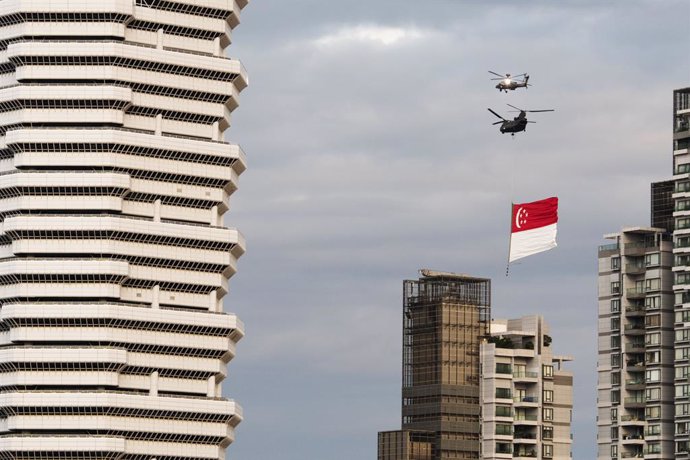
621,452 -> 644,458
625,304 -> 645,314
625,242 -> 658,256
625,264 -> 646,275
623,397 -> 646,409
513,450 -> 537,458
626,288 -> 646,300
621,414 -> 645,426
599,243 -> 620,254
513,371 -> 539,381
514,396 -> 539,405
514,414 -> 538,425
625,379 -> 645,390
624,323 -> 645,335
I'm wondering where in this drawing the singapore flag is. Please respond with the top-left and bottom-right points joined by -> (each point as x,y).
509,197 -> 558,263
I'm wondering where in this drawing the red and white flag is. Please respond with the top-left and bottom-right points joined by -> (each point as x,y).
509,197 -> 558,263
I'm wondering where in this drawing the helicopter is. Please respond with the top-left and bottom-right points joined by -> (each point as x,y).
488,104 -> 554,136
489,71 -> 530,92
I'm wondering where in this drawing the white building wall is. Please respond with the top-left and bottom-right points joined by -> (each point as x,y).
0,0 -> 249,458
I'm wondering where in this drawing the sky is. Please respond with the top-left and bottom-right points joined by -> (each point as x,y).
222,1 -> 690,459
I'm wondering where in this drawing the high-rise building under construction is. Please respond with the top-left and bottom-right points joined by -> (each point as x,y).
379,270 -> 491,459
0,1 -> 249,458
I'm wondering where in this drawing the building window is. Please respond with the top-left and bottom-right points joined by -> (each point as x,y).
495,387 -> 512,399
543,407 -> 554,421
646,351 -> 660,364
678,404 -> 690,417
647,424 -> 661,436
646,405 -> 661,419
677,347 -> 690,361
611,407 -> 618,422
611,281 -> 620,294
646,296 -> 661,310
646,369 -> 661,383
611,353 -> 621,367
611,317 -> 620,330
677,366 -> 690,380
645,253 -> 660,267
646,387 -> 661,401
495,405 -> 512,417
677,310 -> 690,323
679,441 -> 690,455
676,384 -> 690,398
610,390 -> 620,404
646,332 -> 661,346
611,256 -> 620,270
611,444 -> 618,458
611,426 -> 619,439
543,389 -> 554,402
611,298 -> 620,312
610,335 -> 620,349
542,365 -> 553,378
542,444 -> 553,458
542,426 -> 553,440
646,277 -> 661,291
677,329 -> 690,342
611,372 -> 620,385
677,422 -> 690,435
645,314 -> 660,327
495,423 -> 512,436
647,442 -> 661,454
495,363 -> 512,374
495,442 -> 512,454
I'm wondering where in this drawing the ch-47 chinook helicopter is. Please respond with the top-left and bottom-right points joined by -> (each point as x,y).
488,104 -> 554,136
489,71 -> 530,92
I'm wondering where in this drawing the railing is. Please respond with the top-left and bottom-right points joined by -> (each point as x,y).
599,243 -> 619,252
513,371 -> 539,379
624,397 -> 646,404
621,415 -> 645,422
625,264 -> 645,273
514,414 -> 538,421
514,396 -> 539,403
626,288 -> 646,297
624,323 -> 645,330
626,379 -> 645,385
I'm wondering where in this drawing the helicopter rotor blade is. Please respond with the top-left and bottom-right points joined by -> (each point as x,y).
526,109 -> 555,113
490,78 -> 505,81
526,121 -> 537,123
488,71 -> 504,78
506,103 -> 522,111
492,121 -> 504,125
512,73 -> 527,78
487,108 -> 506,120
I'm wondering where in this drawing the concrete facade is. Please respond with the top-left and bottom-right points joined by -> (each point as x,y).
597,228 -> 675,459
0,1 -> 249,458
480,316 -> 573,460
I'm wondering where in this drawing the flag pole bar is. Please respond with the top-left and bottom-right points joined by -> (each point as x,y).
506,202 -> 513,277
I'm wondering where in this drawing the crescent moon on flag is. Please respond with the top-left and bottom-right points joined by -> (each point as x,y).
515,207 -> 525,229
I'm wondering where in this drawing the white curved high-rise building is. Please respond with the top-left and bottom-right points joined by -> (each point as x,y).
0,1 -> 249,458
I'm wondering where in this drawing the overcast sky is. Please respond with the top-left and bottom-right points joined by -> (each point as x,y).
222,1 -> 690,458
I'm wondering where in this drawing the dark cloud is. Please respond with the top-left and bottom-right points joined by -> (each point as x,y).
224,1 -> 690,458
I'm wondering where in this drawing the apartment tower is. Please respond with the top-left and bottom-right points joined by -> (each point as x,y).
597,227 -> 675,459
378,269 -> 491,460
672,86 -> 690,456
480,315 -> 573,460
0,1 -> 249,458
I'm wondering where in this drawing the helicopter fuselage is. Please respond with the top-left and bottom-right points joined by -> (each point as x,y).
499,113 -> 528,134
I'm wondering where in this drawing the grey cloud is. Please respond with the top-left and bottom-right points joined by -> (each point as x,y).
224,1 -> 690,459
